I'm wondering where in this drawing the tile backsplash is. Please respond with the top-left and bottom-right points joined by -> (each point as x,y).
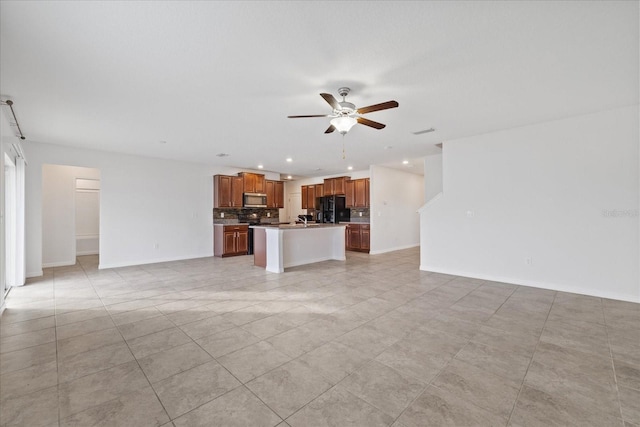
350,208 -> 370,222
213,208 -> 280,224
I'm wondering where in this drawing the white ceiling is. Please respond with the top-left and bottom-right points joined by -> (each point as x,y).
1,1 -> 637,178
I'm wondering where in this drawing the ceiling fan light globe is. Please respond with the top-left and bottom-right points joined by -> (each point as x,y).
330,116 -> 357,134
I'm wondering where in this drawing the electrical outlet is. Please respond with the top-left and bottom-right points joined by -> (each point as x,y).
267,212 -> 271,217
359,212 -> 362,217
525,257 -> 532,265
154,243 -> 160,250
466,210 -> 474,218
220,212 -> 224,218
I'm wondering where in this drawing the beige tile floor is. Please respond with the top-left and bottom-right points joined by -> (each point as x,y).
0,249 -> 638,426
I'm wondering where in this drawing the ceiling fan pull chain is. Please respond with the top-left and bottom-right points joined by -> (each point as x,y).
342,136 -> 346,160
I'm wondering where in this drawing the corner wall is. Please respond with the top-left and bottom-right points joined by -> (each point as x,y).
370,165 -> 424,254
420,105 -> 639,302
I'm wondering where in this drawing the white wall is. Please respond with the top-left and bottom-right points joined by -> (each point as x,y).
42,164 -> 100,266
75,178 -> 100,255
420,105 -> 639,302
370,165 -> 424,254
24,141 -> 278,275
424,153 -> 443,202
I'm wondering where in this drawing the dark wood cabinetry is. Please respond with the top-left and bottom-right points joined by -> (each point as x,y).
306,185 -> 316,209
214,224 -> 249,257
323,177 -> 348,196
346,178 -> 370,208
239,172 -> 265,194
214,175 -> 244,208
301,184 -> 320,209
216,173 -> 281,209
345,223 -> 370,253
301,185 -> 309,209
265,180 -> 284,208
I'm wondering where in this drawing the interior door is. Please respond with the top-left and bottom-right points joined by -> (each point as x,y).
288,193 -> 305,222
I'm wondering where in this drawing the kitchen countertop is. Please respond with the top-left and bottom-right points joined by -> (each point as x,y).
251,223 -> 346,229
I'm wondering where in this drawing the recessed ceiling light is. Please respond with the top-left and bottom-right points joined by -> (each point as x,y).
216,153 -> 230,157
287,175 -> 292,179
286,157 -> 293,162
347,166 -> 353,170
257,164 -> 264,169
402,160 -> 409,165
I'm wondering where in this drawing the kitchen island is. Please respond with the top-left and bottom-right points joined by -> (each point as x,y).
251,224 -> 346,273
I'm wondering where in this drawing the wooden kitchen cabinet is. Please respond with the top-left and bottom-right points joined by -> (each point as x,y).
266,180 -> 285,208
345,223 -> 370,253
302,184 -> 325,209
301,185 -> 308,209
324,176 -> 348,196
238,172 -> 265,194
214,224 -> 249,257
274,181 -> 284,208
345,180 -> 355,207
214,175 -> 244,208
306,185 -> 316,209
355,178 -> 368,207
361,224 -> 370,250
346,178 -> 370,208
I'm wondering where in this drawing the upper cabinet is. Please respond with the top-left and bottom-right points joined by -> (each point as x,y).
215,173 -> 280,208
214,175 -> 244,208
301,184 -> 324,209
324,176 -> 348,196
239,172 -> 265,193
346,178 -> 370,208
265,180 -> 285,208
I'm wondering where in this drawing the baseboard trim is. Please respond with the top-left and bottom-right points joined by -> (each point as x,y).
99,253 -> 213,270
76,251 -> 99,256
42,260 -> 76,268
26,270 -> 43,278
419,264 -> 640,303
370,243 -> 419,255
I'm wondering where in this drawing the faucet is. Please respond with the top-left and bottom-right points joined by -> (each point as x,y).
298,215 -> 308,227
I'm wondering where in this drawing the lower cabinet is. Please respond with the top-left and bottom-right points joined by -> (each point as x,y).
214,224 -> 249,257
345,223 -> 370,253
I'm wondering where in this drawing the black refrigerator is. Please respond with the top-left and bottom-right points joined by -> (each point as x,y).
319,196 -> 350,223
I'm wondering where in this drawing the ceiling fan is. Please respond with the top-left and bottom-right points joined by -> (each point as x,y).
288,87 -> 399,135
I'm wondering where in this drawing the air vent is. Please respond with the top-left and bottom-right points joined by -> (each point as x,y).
216,153 -> 230,157
413,128 -> 435,135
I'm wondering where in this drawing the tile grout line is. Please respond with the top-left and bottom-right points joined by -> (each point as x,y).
504,290 -> 557,426
71,256 -> 174,424
601,299 -> 627,424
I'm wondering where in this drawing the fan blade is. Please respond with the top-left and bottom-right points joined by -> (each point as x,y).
288,114 -> 331,118
357,117 -> 386,129
356,100 -> 399,114
320,93 -> 340,110
324,125 -> 336,134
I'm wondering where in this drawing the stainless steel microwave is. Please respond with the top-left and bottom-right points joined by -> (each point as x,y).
243,193 -> 267,208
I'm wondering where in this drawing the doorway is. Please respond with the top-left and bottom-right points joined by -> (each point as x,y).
42,165 -> 100,268
75,178 -> 100,257
4,153 -> 16,293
